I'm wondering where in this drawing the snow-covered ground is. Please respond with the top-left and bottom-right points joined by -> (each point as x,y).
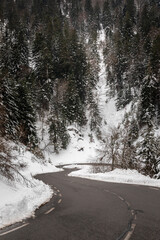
52,126 -> 100,166
0,141 -> 61,229
52,27 -> 160,189
68,165 -> 160,188
95,26 -> 132,136
0,176 -> 52,229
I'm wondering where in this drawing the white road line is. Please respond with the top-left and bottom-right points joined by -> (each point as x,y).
45,207 -> 55,215
124,223 -> 136,240
118,196 -> 124,201
149,187 -> 159,191
126,201 -> 130,207
58,199 -> 62,204
104,189 -> 109,192
104,189 -> 136,240
0,223 -> 29,236
112,192 -> 117,196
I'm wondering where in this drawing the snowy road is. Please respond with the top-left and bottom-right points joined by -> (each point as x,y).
1,169 -> 160,240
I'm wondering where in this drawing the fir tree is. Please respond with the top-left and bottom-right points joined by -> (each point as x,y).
138,127 -> 160,177
85,0 -> 93,23
102,0 -> 111,30
49,119 -> 70,153
33,32 -> 53,110
140,75 -> 158,125
150,34 -> 160,75
16,84 -> 37,147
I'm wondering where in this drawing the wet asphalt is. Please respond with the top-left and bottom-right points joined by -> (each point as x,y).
1,168 -> 160,240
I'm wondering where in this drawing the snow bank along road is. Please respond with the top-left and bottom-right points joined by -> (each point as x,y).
0,168 -> 160,240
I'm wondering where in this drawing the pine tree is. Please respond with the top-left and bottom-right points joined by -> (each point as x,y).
93,1 -> 101,31
10,26 -> 29,78
138,127 -> 160,177
49,119 -> 70,153
150,34 -> 160,75
70,0 -> 82,28
102,0 -> 111,30
61,29 -> 88,125
140,3 -> 151,37
140,75 -> 158,125
0,22 -> 37,146
33,31 -> 53,110
1,78 -> 19,139
14,84 -> 37,146
85,0 -> 93,23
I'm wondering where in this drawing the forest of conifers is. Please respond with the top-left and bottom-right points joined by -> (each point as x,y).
0,0 -> 160,177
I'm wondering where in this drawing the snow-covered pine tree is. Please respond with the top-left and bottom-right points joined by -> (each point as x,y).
49,118 -> 70,153
0,22 -> 37,146
137,126 -> 160,177
140,75 -> 158,125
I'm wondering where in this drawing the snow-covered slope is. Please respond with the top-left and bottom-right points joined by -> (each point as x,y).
1,25 -> 159,231
0,142 -> 61,229
0,176 -> 52,229
95,27 -> 132,136
69,166 -> 160,188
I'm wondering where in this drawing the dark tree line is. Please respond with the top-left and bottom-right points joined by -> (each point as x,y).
0,0 -> 96,151
0,0 -> 159,175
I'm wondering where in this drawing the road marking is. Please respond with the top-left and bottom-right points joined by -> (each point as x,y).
124,223 -> 136,240
104,189 -> 109,192
58,199 -> 62,204
112,192 -> 117,196
126,201 -> 130,208
45,207 -> 55,215
104,189 -> 136,240
0,223 -> 29,236
118,196 -> 124,201
149,187 -> 159,191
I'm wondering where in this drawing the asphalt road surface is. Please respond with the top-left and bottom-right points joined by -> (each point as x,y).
0,168 -> 160,240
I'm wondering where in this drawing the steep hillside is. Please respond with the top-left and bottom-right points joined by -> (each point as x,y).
0,0 -> 160,229
0,0 -> 160,180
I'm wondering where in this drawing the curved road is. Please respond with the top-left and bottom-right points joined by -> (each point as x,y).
0,168 -> 160,240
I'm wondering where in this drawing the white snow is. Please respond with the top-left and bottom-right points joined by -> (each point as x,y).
96,26 -> 108,124
36,116 -> 100,167
69,167 -> 160,188
0,176 -> 52,229
63,164 -> 81,169
1,25 -> 160,231
95,26 -> 132,137
101,97 -> 132,129
52,125 -> 99,166
0,141 -> 61,229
